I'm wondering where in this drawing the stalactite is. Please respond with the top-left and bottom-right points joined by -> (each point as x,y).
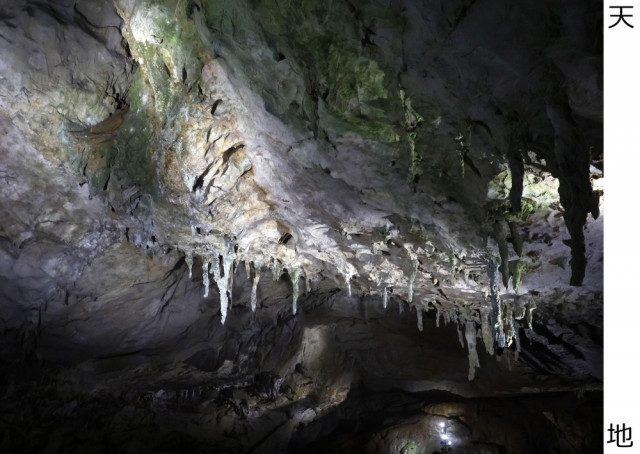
514,320 -> 521,361
493,221 -> 510,287
465,320 -> 480,381
209,251 -> 229,324
222,253 -> 234,309
480,306 -> 494,355
228,257 -> 236,303
488,259 -> 505,347
291,268 -> 301,315
526,297 -> 536,330
343,272 -> 352,297
211,253 -> 220,280
508,221 -> 523,256
408,258 -> 418,303
503,301 -> 516,348
251,265 -> 261,312
185,251 -> 193,279
202,258 -> 210,298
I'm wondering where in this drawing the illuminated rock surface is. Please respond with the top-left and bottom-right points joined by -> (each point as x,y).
0,0 -> 602,452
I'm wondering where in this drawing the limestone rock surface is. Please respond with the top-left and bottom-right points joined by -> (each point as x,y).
0,0 -> 602,452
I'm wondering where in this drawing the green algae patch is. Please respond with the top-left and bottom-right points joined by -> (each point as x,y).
320,103 -> 400,143
123,0 -> 206,116
324,45 -> 389,117
110,69 -> 157,190
106,0 -> 214,195
485,196 -> 540,222
400,89 -> 424,130
400,90 -> 425,183
487,169 -> 559,219
309,42 -> 400,142
202,0 -> 402,142
320,45 -> 402,141
71,67 -> 158,199
509,259 -> 536,291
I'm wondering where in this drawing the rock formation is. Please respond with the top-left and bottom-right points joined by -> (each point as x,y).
0,0 -> 602,452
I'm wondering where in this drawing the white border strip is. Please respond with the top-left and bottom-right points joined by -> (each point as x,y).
605,1 -> 640,452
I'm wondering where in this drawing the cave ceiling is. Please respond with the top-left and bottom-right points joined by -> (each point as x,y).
0,0 -> 603,452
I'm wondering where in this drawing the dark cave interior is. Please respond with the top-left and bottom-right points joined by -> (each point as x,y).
0,0 -> 602,452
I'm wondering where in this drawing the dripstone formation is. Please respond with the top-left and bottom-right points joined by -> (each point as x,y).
0,0 -> 602,452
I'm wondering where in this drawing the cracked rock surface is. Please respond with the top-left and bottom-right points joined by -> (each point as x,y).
1,0 -> 602,452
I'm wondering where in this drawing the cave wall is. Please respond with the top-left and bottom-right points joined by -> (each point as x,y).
0,0 -> 602,452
